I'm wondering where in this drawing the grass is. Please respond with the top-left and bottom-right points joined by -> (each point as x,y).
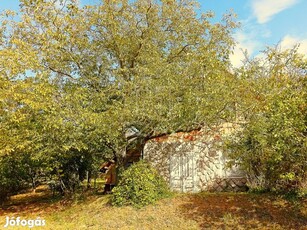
0,186 -> 306,230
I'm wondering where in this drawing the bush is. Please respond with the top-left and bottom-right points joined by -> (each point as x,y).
112,161 -> 170,208
226,48 -> 306,193
0,153 -> 35,203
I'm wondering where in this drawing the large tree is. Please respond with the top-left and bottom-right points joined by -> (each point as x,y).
0,0 -> 238,194
1,0 -> 238,155
227,47 -> 307,192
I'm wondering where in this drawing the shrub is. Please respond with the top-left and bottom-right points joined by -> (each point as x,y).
112,161 -> 170,208
0,153 -> 34,203
226,49 -> 306,193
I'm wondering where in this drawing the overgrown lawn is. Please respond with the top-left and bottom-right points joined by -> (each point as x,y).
0,187 -> 306,229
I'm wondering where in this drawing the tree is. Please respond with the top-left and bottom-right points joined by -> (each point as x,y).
227,46 -> 307,192
0,0 -> 238,194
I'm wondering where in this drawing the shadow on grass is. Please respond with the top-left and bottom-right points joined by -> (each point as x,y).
0,190 -> 64,216
178,193 -> 307,230
0,184 -> 114,217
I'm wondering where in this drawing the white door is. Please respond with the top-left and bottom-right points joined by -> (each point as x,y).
170,153 -> 196,192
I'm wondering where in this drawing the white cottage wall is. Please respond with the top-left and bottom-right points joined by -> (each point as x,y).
143,124 -> 248,192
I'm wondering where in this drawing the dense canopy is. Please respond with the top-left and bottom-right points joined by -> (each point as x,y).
0,0 -> 306,199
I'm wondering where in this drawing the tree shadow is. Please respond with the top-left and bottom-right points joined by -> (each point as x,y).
0,185 -> 71,216
0,184 -> 113,217
178,193 -> 307,229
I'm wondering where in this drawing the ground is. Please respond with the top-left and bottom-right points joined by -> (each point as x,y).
0,186 -> 306,230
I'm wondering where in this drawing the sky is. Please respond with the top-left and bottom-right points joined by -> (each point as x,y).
0,0 -> 306,67
199,0 -> 307,67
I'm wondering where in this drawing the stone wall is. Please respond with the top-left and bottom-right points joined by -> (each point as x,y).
143,124 -> 248,192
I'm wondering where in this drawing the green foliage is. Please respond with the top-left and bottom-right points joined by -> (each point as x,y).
112,161 -> 170,208
0,0 -> 238,196
0,153 -> 39,203
0,0 -> 238,158
227,47 -> 307,193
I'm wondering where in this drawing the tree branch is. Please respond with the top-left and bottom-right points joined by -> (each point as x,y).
47,65 -> 75,80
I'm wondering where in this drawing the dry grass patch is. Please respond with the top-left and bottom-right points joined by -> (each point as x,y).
178,193 -> 307,230
0,188 -> 306,230
45,195 -> 199,230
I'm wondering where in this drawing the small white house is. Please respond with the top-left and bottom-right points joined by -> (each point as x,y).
143,123 -> 247,192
